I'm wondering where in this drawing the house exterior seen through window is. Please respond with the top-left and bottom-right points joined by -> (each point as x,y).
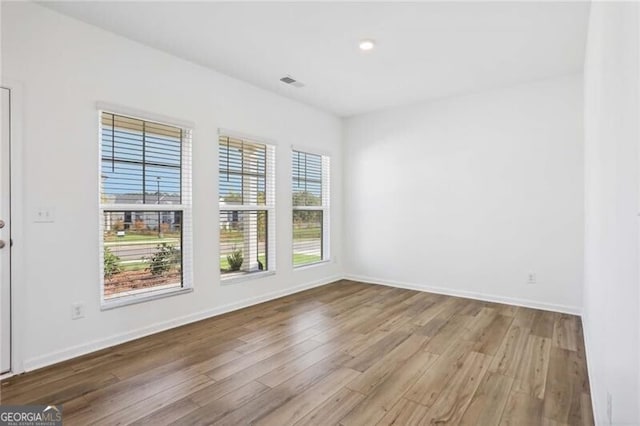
99,111 -> 192,305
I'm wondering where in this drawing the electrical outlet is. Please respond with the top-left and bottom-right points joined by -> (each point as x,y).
527,272 -> 537,284
71,302 -> 85,320
607,392 -> 612,424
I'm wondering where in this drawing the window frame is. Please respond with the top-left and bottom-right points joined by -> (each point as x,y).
218,132 -> 276,283
291,149 -> 331,269
98,106 -> 193,309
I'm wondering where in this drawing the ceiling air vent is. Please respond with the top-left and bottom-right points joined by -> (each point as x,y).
280,75 -> 305,88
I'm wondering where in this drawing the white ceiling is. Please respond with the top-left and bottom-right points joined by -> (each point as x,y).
43,2 -> 590,117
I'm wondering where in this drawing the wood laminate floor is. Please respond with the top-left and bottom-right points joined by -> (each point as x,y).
0,280 -> 593,425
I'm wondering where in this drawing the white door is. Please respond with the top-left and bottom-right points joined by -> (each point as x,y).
1,87 -> 11,374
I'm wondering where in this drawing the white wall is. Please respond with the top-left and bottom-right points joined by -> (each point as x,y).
9,9 -> 640,423
583,2 -> 640,424
1,2 -> 343,372
344,74 -> 584,313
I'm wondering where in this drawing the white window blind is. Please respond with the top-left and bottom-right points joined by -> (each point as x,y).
99,111 -> 192,303
219,135 -> 275,279
292,150 -> 330,267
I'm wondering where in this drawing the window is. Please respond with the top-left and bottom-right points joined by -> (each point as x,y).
219,135 -> 275,279
99,111 -> 192,305
292,150 -> 330,267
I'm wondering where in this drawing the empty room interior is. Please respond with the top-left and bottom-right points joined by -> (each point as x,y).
1,1 -> 639,425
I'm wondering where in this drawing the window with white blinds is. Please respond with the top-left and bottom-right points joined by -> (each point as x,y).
99,111 -> 192,304
219,135 -> 275,279
292,150 -> 330,267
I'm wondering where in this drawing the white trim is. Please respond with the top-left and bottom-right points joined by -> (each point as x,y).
16,273 -> 587,373
292,206 -> 325,211
221,270 -> 276,285
1,81 -> 25,375
96,102 -> 194,129
345,274 -> 582,315
292,259 -> 332,271
322,155 -> 330,262
291,144 -> 332,158
21,274 -> 342,372
218,137 -> 276,278
219,205 -> 271,212
292,150 -> 331,267
101,287 -> 192,310
581,316 -> 600,425
97,112 -> 104,308
218,128 -> 277,147
97,110 -> 193,309
102,204 -> 189,212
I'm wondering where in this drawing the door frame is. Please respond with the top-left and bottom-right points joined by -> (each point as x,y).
1,81 -> 25,376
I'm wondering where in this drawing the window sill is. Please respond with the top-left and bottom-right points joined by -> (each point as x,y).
221,270 -> 276,285
293,259 -> 332,271
101,285 -> 192,310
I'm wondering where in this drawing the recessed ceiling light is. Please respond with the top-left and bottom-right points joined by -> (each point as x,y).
359,39 -> 375,51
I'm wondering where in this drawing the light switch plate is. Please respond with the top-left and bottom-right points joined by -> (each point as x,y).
34,207 -> 55,223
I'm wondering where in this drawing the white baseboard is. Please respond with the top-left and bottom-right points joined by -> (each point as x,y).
345,274 -> 582,315
20,273 -> 582,373
22,274 -> 342,372
580,316 -> 601,425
